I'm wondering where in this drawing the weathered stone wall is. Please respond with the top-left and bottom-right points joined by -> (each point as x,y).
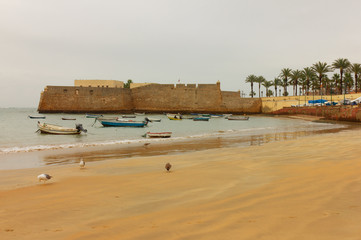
37,83 -> 262,113
38,86 -> 133,113
272,105 -> 361,122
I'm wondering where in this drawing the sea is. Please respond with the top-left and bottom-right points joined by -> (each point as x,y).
0,108 -> 348,170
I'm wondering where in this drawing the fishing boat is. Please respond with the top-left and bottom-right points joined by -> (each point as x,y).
28,115 -> 46,119
122,115 -> 136,118
134,112 -> 145,115
62,117 -> 76,120
37,122 -> 87,134
166,114 -> 182,120
96,116 -> 119,121
100,119 -> 149,127
227,116 -> 249,120
144,132 -> 172,138
86,113 -> 103,118
193,116 -> 210,121
146,117 -> 161,122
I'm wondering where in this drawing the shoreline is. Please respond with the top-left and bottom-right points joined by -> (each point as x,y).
1,126 -> 361,239
0,116 -> 351,170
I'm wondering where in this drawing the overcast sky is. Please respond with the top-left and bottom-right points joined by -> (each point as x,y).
1,0 -> 361,107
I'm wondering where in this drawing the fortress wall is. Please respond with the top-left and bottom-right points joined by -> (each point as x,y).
221,91 -> 262,113
131,84 -> 225,112
37,83 -> 262,114
38,86 -> 133,113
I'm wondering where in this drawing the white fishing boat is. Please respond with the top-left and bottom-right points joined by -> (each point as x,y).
227,116 -> 249,120
37,122 -> 87,135
145,132 -> 172,138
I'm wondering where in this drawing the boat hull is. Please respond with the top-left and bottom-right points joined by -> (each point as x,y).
37,123 -> 81,135
100,120 -> 147,127
146,132 -> 172,138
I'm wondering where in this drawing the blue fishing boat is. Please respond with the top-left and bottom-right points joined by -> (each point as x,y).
100,119 -> 149,127
86,113 -> 103,118
193,117 -> 210,121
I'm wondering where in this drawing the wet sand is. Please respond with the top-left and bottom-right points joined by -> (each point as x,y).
1,127 -> 361,239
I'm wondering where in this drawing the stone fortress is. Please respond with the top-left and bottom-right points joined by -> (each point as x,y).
37,80 -> 262,113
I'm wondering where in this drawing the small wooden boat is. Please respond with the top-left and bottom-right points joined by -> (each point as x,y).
96,116 -> 119,121
62,117 -> 76,120
86,113 -> 103,118
28,115 -> 46,119
146,117 -> 161,122
193,117 -> 210,121
122,115 -> 136,118
100,119 -> 149,127
145,132 -> 172,138
134,112 -> 145,115
227,116 -> 249,120
37,122 -> 87,134
167,114 -> 182,120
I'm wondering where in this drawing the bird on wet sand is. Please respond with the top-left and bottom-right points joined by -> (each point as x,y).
37,173 -> 52,183
144,142 -> 150,147
79,158 -> 85,168
165,162 -> 172,172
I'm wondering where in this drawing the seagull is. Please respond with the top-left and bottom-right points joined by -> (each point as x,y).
144,142 -> 150,147
37,173 -> 52,183
79,158 -> 85,168
165,163 -> 172,172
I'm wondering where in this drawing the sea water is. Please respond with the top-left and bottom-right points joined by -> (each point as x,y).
0,108 -> 347,169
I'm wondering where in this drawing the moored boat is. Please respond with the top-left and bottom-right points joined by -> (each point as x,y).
96,116 -> 119,121
145,132 -> 172,138
62,117 -> 76,120
100,118 -> 149,127
28,115 -> 46,119
122,115 -> 136,118
146,117 -> 161,122
37,122 -> 87,134
166,114 -> 182,120
193,116 -> 210,121
227,116 -> 249,120
86,113 -> 103,118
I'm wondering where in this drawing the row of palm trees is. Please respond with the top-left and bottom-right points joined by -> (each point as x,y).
245,58 -> 361,98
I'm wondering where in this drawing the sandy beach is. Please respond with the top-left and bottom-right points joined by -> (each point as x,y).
1,126 -> 361,240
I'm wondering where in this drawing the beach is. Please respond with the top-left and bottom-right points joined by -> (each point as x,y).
1,126 -> 361,240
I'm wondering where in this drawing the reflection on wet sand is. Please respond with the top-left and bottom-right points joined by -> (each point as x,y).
41,126 -> 348,166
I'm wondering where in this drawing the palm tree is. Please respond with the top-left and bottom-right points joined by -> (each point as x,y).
249,91 -> 256,97
245,75 -> 257,98
256,76 -> 266,98
344,72 -> 353,94
302,67 -> 316,95
262,80 -> 273,97
332,58 -> 351,94
124,79 -> 133,88
349,63 -> 361,93
312,62 -> 330,95
289,70 -> 302,96
331,73 -> 340,95
272,78 -> 282,97
280,68 -> 292,96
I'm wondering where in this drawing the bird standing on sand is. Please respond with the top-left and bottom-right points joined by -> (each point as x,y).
37,173 -> 52,183
79,158 -> 85,168
144,142 -> 150,147
165,163 -> 172,172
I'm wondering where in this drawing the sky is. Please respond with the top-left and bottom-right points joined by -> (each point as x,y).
1,0 -> 361,107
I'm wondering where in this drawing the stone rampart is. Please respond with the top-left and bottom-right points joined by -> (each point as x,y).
37,83 -> 262,114
38,86 -> 133,113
